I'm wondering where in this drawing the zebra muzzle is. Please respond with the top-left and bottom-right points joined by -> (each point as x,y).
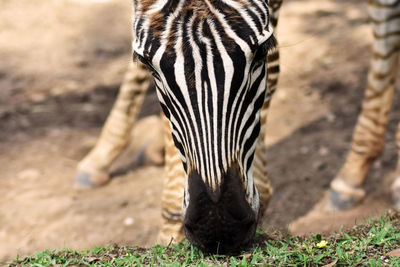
183,164 -> 257,254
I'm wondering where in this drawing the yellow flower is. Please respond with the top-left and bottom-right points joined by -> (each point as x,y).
316,240 -> 328,248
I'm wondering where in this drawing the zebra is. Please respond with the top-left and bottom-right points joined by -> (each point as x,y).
75,0 -> 400,253
328,0 -> 400,210
76,0 -> 282,253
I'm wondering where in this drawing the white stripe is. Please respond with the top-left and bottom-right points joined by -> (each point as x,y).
187,14 -> 210,182
208,21 -> 234,173
202,19 -> 220,183
174,16 -> 203,171
198,21 -> 215,187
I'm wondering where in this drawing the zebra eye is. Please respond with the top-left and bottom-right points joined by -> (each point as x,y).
254,36 -> 277,62
133,52 -> 158,75
253,44 -> 268,62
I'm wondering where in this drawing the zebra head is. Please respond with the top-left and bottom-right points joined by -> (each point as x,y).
133,0 -> 274,253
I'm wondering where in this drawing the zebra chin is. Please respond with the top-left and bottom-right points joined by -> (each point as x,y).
183,163 -> 258,254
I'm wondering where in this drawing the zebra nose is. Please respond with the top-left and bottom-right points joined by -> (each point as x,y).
183,165 -> 257,254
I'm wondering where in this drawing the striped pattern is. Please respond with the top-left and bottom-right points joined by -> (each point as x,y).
132,0 -> 275,216
77,0 -> 282,243
331,0 -> 400,208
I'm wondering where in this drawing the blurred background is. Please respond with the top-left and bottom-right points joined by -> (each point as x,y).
0,0 -> 397,262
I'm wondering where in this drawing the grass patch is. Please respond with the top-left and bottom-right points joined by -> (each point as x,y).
6,211 -> 400,266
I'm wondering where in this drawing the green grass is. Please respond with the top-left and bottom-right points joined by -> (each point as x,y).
6,211 -> 400,266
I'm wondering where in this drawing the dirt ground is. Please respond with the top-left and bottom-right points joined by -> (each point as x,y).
1,0 -> 399,262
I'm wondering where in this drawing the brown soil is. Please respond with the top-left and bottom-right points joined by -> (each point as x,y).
0,0 -> 398,261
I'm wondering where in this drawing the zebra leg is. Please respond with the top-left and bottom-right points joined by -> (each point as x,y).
75,62 -> 152,188
156,115 -> 185,244
329,0 -> 400,210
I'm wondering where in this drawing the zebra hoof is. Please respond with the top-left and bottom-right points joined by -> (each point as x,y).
74,170 -> 110,189
328,189 -> 360,210
327,178 -> 365,211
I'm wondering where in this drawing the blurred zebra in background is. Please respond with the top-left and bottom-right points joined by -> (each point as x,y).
328,0 -> 400,210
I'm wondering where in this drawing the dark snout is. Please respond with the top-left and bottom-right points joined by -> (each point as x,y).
184,164 -> 257,254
